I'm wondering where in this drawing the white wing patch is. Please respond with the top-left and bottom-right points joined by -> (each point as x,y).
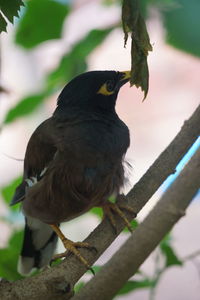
25,177 -> 38,187
40,167 -> 47,177
25,167 -> 47,187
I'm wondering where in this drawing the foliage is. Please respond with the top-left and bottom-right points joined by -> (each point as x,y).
15,0 -> 70,48
117,279 -> 155,295
1,176 -> 22,210
4,93 -> 47,124
163,0 -> 200,57
0,230 -> 24,280
4,28 -> 113,124
0,0 -> 24,33
46,28 -> 114,89
0,0 -> 200,299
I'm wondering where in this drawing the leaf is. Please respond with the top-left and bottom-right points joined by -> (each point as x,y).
1,176 -> 22,210
5,28 -> 113,124
15,0 -> 70,48
4,93 -> 46,124
163,0 -> 200,57
0,12 -> 7,33
160,236 -> 183,267
4,28 -> 112,124
47,28 -> 113,89
89,265 -> 101,273
0,230 -> 24,280
0,0 -> 24,33
74,282 -> 85,293
0,0 -> 24,23
90,207 -> 103,218
122,0 -> 152,99
123,219 -> 138,232
117,279 -> 155,295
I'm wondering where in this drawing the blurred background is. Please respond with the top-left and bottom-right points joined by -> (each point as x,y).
0,0 -> 200,299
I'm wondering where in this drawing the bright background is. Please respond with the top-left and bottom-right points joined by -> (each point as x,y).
0,0 -> 200,299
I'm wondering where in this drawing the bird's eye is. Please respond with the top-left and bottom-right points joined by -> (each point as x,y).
106,80 -> 115,92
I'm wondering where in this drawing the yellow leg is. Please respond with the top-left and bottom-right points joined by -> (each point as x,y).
101,202 -> 136,233
50,224 -> 95,271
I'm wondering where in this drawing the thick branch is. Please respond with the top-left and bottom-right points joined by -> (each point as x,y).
0,105 -> 199,300
72,146 -> 200,300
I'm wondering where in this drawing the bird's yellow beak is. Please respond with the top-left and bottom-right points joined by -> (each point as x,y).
120,71 -> 131,81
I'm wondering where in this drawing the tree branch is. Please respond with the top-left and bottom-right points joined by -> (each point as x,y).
72,145 -> 200,300
0,104 -> 199,300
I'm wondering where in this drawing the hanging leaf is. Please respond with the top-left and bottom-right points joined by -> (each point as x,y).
122,0 -> 152,99
15,0 -> 70,48
0,0 -> 24,33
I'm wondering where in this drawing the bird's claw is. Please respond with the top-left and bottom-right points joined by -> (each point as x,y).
102,202 -> 136,233
51,239 -> 96,272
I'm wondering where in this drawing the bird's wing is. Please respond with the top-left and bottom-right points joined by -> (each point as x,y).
11,118 -> 57,206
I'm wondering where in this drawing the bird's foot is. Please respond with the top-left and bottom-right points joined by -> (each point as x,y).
52,238 -> 96,273
102,202 -> 136,233
50,224 -> 96,273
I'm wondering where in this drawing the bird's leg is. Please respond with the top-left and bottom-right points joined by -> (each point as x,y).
101,201 -> 137,233
50,224 -> 95,271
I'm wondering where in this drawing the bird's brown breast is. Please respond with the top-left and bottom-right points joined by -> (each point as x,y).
21,115 -> 129,224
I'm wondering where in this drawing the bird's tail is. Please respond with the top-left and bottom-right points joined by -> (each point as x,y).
18,216 -> 58,276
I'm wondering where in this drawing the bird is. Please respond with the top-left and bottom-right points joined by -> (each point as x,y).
11,70 -> 133,275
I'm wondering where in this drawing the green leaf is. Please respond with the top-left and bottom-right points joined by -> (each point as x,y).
122,0 -> 152,99
118,279 -> 155,295
90,207 -> 103,218
0,0 -> 24,32
47,28 -> 113,89
123,219 -> 138,232
4,93 -> 46,124
89,265 -> 101,273
15,0 -> 70,48
0,11 -> 7,33
74,282 -> 85,293
1,176 -> 22,211
0,0 -> 24,23
160,236 -> 183,267
163,0 -> 200,57
0,230 -> 24,280
1,176 -> 22,205
5,28 -> 113,124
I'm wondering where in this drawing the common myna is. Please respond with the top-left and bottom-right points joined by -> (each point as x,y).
11,70 -> 133,275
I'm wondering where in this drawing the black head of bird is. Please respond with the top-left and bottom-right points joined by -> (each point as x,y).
56,70 -> 131,113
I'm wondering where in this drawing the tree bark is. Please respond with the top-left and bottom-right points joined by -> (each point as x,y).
0,104 -> 199,300
72,146 -> 200,300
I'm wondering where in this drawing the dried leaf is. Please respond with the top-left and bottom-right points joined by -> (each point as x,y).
122,0 -> 152,99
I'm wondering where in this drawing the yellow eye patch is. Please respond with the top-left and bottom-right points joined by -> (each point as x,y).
97,83 -> 115,96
